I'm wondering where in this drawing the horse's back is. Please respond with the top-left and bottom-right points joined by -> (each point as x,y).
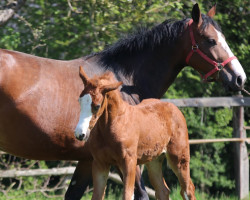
135,99 -> 187,163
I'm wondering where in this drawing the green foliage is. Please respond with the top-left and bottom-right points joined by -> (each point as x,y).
0,27 -> 21,49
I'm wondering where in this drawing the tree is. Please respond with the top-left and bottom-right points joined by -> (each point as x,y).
0,0 -> 26,26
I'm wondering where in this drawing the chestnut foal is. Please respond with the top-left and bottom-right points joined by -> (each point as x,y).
76,66 -> 196,200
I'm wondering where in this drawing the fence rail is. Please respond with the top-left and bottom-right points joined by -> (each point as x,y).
162,96 -> 250,107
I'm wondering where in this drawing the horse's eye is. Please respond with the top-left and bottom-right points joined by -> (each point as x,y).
92,104 -> 101,113
207,39 -> 216,45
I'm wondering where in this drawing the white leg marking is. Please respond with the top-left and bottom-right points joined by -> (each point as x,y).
184,191 -> 189,200
215,28 -> 246,82
75,94 -> 92,140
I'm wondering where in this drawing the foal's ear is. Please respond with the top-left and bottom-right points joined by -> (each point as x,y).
102,81 -> 123,94
207,3 -> 216,18
192,3 -> 202,27
79,66 -> 89,85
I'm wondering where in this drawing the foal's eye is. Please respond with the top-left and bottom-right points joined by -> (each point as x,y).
207,39 -> 216,45
92,104 -> 101,112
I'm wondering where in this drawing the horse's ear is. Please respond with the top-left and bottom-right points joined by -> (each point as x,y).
79,66 -> 89,85
207,3 -> 216,18
102,81 -> 123,94
192,3 -> 202,27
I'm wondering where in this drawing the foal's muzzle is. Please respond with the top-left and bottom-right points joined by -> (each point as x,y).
75,129 -> 90,141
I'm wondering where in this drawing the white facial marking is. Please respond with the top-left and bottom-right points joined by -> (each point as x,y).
184,192 -> 189,200
75,94 -> 92,140
214,28 -> 246,82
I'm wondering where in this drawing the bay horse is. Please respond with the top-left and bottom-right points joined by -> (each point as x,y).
0,3 -> 246,200
76,66 -> 196,200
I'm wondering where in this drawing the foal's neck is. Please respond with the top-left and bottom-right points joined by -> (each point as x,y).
105,90 -> 127,118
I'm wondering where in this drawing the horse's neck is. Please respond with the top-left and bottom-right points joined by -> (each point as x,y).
106,90 -> 127,116
96,90 -> 126,125
90,19 -> 189,101
114,49 -> 185,101
95,43 -> 186,102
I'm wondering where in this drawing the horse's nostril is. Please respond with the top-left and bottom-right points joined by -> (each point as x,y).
236,76 -> 243,87
78,134 -> 84,141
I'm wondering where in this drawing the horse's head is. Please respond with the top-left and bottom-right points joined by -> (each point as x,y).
184,3 -> 246,91
74,66 -> 122,141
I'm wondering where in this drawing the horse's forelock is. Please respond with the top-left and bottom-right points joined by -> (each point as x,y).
201,14 -> 221,32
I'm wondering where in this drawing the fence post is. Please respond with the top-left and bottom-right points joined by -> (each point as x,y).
233,104 -> 249,200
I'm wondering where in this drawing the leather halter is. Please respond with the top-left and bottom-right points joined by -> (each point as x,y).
185,19 -> 237,82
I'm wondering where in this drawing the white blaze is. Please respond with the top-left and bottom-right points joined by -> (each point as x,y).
75,94 -> 92,140
214,28 -> 246,82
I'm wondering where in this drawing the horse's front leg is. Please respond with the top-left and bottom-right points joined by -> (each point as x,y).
115,165 -> 149,200
91,160 -> 110,200
134,165 -> 149,200
65,160 -> 93,200
120,155 -> 137,200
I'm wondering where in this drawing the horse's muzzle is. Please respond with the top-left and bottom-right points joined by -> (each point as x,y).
74,129 -> 90,141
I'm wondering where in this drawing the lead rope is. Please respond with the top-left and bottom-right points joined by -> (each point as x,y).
242,88 -> 250,96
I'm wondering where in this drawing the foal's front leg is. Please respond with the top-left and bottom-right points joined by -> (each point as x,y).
92,160 -> 110,200
121,155 -> 137,200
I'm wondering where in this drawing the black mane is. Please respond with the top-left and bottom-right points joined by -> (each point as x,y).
85,15 -> 221,78
100,19 -> 187,57
201,14 -> 221,31
93,15 -> 220,74
83,13 -> 223,102
94,18 -> 188,75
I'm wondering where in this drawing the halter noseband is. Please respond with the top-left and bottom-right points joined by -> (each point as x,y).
185,19 -> 237,82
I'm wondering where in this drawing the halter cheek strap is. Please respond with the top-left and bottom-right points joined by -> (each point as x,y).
185,19 -> 237,82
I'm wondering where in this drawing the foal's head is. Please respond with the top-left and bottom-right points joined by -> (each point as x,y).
74,66 -> 122,141
184,3 -> 246,91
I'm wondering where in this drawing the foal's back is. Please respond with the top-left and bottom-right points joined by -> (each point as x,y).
129,99 -> 188,164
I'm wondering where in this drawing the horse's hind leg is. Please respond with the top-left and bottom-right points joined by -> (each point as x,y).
146,153 -> 170,200
166,137 -> 196,200
65,160 -> 93,200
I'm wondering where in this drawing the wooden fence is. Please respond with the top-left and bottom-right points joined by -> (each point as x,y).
0,96 -> 249,199
164,95 -> 250,200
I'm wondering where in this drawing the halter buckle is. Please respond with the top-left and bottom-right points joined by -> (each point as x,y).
217,63 -> 223,70
192,44 -> 198,51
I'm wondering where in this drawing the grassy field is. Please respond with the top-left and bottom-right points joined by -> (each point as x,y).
0,186 -> 242,200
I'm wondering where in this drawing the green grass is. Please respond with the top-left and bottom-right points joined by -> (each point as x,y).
169,187 -> 238,200
0,187 -> 245,200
